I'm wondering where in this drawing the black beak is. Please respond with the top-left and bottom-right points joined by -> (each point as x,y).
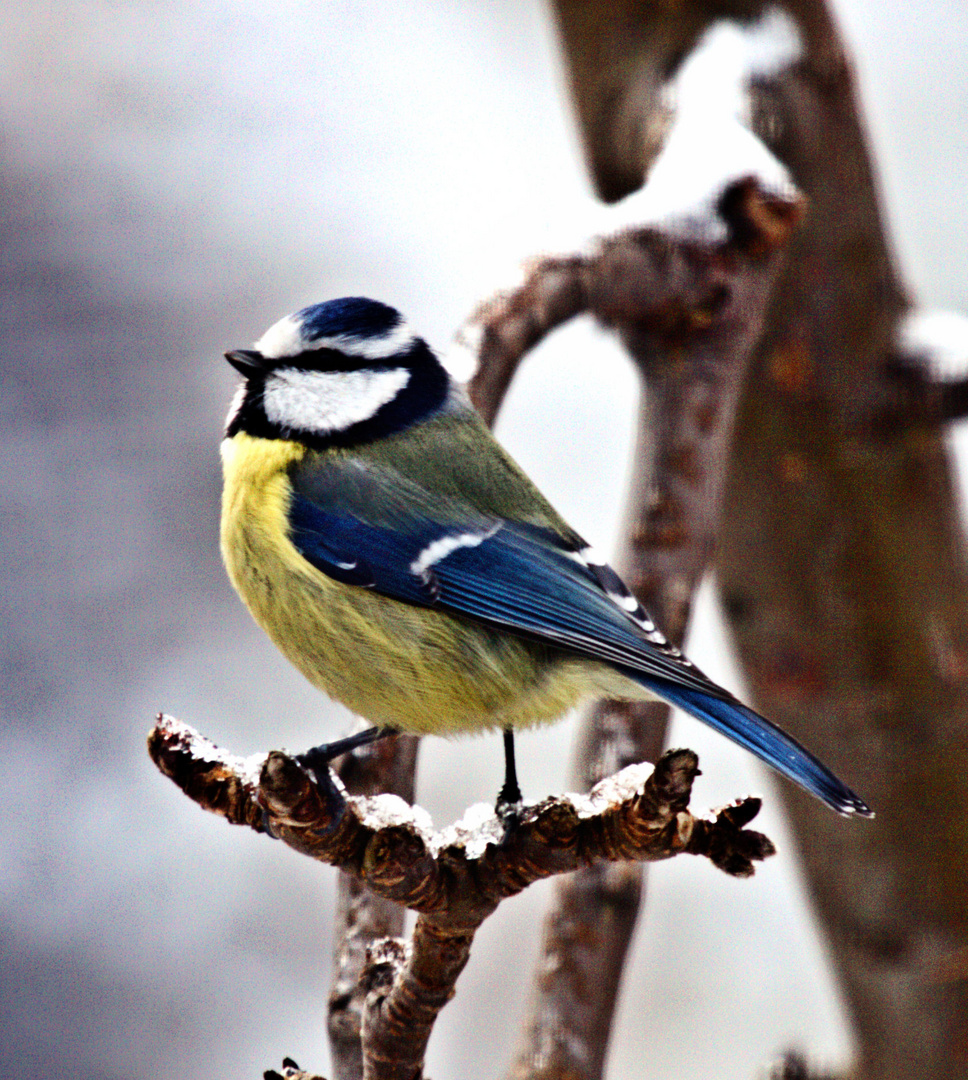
225,349 -> 267,377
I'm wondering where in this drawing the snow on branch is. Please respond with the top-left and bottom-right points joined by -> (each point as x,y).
879,309 -> 968,427
599,8 -> 802,243
461,173 -> 803,427
148,714 -> 773,892
148,713 -> 773,1080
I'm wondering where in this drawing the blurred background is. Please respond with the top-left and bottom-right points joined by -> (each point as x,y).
1,2 -> 966,1078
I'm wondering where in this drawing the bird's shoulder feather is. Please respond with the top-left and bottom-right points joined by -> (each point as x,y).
286,425 -> 730,701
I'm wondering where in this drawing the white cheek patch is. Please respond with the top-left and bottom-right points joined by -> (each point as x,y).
263,367 -> 411,435
255,313 -> 418,362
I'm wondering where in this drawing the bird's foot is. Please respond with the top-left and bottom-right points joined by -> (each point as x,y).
295,725 -> 396,780
495,775 -> 524,830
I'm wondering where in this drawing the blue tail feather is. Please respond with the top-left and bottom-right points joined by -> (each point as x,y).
631,675 -> 872,817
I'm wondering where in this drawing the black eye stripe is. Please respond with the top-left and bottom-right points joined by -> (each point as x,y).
283,347 -> 368,372
270,342 -> 429,374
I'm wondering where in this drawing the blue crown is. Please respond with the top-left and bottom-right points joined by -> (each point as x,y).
296,297 -> 402,343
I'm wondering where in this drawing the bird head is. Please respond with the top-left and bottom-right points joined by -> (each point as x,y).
224,297 -> 451,448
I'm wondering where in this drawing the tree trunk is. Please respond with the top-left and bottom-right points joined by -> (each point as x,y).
551,1 -> 968,1076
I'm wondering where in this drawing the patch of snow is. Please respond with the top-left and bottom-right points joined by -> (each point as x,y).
599,7 -> 802,241
432,801 -> 506,860
355,793 -> 435,840
897,308 -> 968,379
570,761 -> 657,819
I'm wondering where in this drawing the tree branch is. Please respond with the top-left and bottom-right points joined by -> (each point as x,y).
464,174 -> 802,1080
148,714 -> 773,1079
462,253 -> 589,428
328,734 -> 420,1080
550,0 -> 968,1075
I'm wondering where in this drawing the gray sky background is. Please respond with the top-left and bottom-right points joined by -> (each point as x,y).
1,3 -> 966,1079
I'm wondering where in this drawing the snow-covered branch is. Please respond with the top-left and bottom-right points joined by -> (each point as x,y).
148,714 -> 773,1080
148,715 -> 773,892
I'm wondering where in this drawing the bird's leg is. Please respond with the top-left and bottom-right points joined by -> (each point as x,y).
496,727 -> 523,809
296,725 -> 397,778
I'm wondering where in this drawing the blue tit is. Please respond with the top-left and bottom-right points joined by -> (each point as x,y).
220,296 -> 871,816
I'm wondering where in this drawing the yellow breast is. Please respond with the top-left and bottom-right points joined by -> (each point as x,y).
219,432 -> 613,735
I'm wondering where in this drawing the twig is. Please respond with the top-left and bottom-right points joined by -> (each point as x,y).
329,734 -> 420,1080
148,714 -> 774,1079
264,1057 -> 327,1080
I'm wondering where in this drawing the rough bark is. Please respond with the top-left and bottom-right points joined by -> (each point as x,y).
551,1 -> 968,1078
329,735 -> 421,1080
466,178 -> 802,1079
148,715 -> 773,1080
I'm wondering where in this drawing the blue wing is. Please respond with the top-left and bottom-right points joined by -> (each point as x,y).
287,459 -> 871,816
289,485 -> 716,694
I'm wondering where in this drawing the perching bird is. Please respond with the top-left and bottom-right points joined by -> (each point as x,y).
220,296 -> 871,816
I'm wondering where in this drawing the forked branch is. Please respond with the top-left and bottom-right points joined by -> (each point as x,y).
148,714 -> 773,1079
